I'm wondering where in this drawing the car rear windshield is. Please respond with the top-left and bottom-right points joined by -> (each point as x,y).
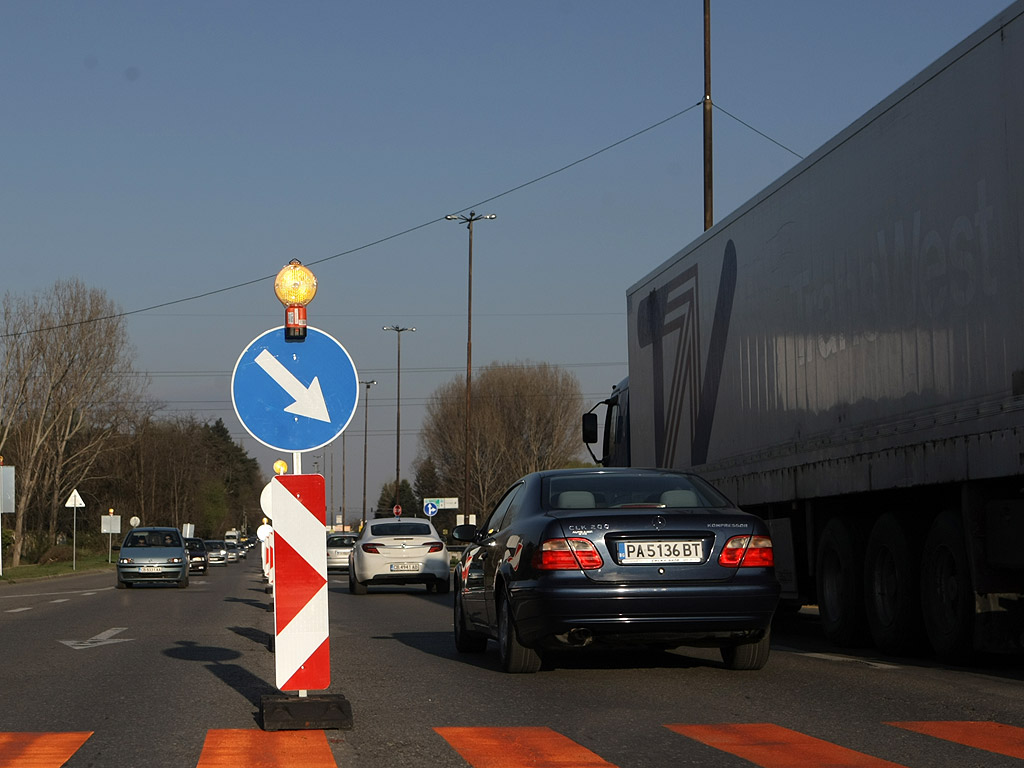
544,474 -> 730,510
327,535 -> 355,547
368,522 -> 433,536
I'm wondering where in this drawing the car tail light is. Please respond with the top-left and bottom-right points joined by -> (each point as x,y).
427,542 -> 444,553
533,538 -> 603,570
718,535 -> 774,567
361,543 -> 381,554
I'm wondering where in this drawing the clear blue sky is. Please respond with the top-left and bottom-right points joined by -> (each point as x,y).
1,1 -> 1013,521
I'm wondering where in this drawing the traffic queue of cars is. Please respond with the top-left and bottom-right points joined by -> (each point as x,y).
115,467 -> 780,674
340,467 -> 780,674
116,530 -> 256,588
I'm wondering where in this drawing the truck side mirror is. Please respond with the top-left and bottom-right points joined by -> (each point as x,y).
582,412 -> 598,444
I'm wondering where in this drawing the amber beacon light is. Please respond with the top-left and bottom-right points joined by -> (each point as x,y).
274,259 -> 317,342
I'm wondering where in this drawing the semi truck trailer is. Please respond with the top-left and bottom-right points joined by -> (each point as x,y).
585,1 -> 1024,659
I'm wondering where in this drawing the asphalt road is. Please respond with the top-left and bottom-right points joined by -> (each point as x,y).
1,560 -> 1022,767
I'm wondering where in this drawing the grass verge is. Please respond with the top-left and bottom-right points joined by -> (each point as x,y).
0,553 -> 116,583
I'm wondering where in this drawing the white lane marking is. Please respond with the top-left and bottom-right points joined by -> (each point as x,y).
59,627 -> 133,650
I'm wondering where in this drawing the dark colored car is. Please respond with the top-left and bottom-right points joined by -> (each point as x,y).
185,537 -> 208,574
452,468 -> 780,673
116,527 -> 189,589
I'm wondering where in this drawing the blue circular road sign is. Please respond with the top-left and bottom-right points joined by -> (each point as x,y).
231,326 -> 359,453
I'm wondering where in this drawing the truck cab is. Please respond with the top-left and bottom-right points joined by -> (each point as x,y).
582,378 -> 630,468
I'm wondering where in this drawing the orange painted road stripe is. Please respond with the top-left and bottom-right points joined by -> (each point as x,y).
197,729 -> 337,768
668,723 -> 907,768
436,726 -> 618,768
890,721 -> 1024,759
0,732 -> 91,768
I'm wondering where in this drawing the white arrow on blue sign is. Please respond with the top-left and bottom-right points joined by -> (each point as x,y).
424,501 -> 438,517
231,326 -> 359,453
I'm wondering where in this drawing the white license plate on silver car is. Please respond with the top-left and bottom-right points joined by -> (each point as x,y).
140,566 -> 161,573
390,563 -> 420,572
617,540 -> 703,564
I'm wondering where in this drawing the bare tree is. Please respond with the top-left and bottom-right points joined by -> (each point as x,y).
418,362 -> 584,518
0,280 -> 146,565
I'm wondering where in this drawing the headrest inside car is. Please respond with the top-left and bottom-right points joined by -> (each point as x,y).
557,491 -> 596,509
660,489 -> 699,507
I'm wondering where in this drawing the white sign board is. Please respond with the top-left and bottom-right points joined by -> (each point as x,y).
424,497 -> 459,510
101,515 -> 122,534
0,466 -> 13,515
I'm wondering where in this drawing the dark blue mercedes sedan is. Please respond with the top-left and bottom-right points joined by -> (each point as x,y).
452,468 -> 780,673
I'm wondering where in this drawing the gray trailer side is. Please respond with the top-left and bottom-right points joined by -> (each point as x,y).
622,2 -> 1024,658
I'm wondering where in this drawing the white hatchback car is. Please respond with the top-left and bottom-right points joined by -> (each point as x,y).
349,517 -> 450,594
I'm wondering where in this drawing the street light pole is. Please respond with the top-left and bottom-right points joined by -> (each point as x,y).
360,379 -> 376,527
446,211 -> 496,520
383,326 -> 415,510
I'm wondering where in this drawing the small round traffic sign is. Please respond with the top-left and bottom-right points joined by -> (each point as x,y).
393,505 -> 402,516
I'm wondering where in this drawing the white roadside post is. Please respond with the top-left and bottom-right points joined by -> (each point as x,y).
64,489 -> 85,571
0,462 -> 14,577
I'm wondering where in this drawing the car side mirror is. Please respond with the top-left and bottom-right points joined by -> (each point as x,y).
452,524 -> 478,543
582,412 -> 598,444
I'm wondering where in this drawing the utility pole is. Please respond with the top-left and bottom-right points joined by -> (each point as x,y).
703,0 -> 713,231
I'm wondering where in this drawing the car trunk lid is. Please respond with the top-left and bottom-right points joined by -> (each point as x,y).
550,508 -> 760,583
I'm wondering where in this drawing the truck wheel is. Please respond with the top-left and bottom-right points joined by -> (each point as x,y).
921,511 -> 973,661
816,518 -> 868,646
720,628 -> 771,670
863,514 -> 922,654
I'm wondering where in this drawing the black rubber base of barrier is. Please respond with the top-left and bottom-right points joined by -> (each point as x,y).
260,693 -> 353,731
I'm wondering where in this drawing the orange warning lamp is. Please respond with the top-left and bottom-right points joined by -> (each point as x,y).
274,259 -> 317,342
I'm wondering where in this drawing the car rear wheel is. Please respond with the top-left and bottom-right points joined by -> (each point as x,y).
498,596 -> 542,673
349,568 -> 367,595
720,628 -> 771,670
454,588 -> 487,653
435,575 -> 450,595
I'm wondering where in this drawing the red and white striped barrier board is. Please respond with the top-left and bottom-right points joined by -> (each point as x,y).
270,474 -> 329,691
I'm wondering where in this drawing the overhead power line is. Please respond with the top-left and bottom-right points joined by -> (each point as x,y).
2,98 -> 801,339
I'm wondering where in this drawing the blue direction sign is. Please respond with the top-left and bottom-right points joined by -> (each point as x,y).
423,501 -> 438,517
232,326 -> 359,453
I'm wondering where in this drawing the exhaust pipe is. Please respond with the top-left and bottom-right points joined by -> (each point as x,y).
567,628 -> 593,646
